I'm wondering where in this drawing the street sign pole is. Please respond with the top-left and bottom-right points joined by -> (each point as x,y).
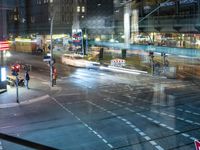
16,76 -> 19,103
0,51 -> 3,66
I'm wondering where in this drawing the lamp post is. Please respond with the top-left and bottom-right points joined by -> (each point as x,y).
50,12 -> 56,87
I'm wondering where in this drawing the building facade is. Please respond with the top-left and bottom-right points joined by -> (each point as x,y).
81,0 -> 114,40
114,0 -> 200,49
7,0 -> 114,38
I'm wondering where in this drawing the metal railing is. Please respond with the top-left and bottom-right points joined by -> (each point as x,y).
0,133 -> 58,150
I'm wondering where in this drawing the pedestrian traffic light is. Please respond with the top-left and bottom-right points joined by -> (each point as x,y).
99,48 -> 104,60
11,64 -> 20,76
122,49 -> 127,59
161,52 -> 166,57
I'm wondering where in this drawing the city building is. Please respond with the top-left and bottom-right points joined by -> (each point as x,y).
114,0 -> 200,49
81,0 -> 114,40
5,0 -> 114,52
4,0 -> 200,50
6,0 -> 114,38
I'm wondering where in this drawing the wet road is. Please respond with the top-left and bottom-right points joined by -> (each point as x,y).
1,52 -> 200,150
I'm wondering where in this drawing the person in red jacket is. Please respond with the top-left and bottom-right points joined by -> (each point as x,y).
53,67 -> 57,85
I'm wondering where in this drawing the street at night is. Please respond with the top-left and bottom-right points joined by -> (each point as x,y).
0,52 -> 199,150
1,0 -> 200,149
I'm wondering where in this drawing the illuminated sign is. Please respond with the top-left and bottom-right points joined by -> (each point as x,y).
195,140 -> 200,150
0,41 -> 9,51
1,67 -> 6,81
72,30 -> 82,46
160,0 -> 197,7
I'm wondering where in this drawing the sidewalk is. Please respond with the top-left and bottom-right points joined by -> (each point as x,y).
0,89 -> 7,94
0,72 -> 52,108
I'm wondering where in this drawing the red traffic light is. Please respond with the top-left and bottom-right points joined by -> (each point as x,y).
11,64 -> 20,72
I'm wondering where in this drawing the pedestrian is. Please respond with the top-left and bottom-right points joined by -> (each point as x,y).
53,67 -> 57,85
25,71 -> 30,89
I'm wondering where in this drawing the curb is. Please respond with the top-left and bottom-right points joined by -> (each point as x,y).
0,89 -> 7,94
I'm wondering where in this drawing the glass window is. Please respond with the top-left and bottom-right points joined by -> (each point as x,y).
77,6 -> 80,12
82,6 -> 85,13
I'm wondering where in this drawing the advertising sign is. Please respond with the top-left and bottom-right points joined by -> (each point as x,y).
195,140 -> 200,150
72,29 -> 82,47
0,41 -> 9,51
0,67 -> 6,81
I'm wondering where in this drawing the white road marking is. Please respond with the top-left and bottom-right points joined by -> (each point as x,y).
0,141 -> 3,150
109,98 -> 200,127
104,98 -> 198,142
87,101 -> 164,150
51,97 -> 113,149
176,108 -> 200,116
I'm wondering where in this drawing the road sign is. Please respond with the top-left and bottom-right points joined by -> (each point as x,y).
195,140 -> 200,150
111,59 -> 126,67
43,56 -> 51,62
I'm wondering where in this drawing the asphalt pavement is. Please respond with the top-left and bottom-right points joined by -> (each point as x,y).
0,52 -> 200,150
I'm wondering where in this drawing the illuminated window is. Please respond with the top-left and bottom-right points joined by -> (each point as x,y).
37,0 -> 42,4
14,15 -> 18,21
77,6 -> 80,12
31,16 -> 35,23
82,6 -> 85,12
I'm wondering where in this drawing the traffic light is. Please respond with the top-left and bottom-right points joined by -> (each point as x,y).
11,64 -> 20,76
161,52 -> 166,57
122,49 -> 127,59
99,48 -> 104,60
149,51 -> 154,58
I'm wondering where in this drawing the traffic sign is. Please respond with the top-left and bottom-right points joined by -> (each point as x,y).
43,56 -> 51,62
195,140 -> 200,150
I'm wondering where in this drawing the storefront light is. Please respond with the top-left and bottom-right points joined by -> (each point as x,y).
1,67 -> 6,82
83,34 -> 87,38
15,38 -> 35,43
52,34 -> 67,39
110,39 -> 115,42
95,37 -> 101,42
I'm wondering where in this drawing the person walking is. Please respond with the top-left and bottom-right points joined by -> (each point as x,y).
25,71 -> 30,89
53,67 -> 57,85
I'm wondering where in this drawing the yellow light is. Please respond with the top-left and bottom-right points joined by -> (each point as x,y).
110,39 -> 115,42
95,37 -> 101,42
52,34 -> 67,39
15,38 -> 35,43
83,34 -> 87,38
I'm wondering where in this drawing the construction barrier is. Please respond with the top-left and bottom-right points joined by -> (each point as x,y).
111,59 -> 126,67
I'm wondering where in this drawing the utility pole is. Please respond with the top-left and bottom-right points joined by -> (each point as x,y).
16,76 -> 19,103
50,12 -> 56,87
